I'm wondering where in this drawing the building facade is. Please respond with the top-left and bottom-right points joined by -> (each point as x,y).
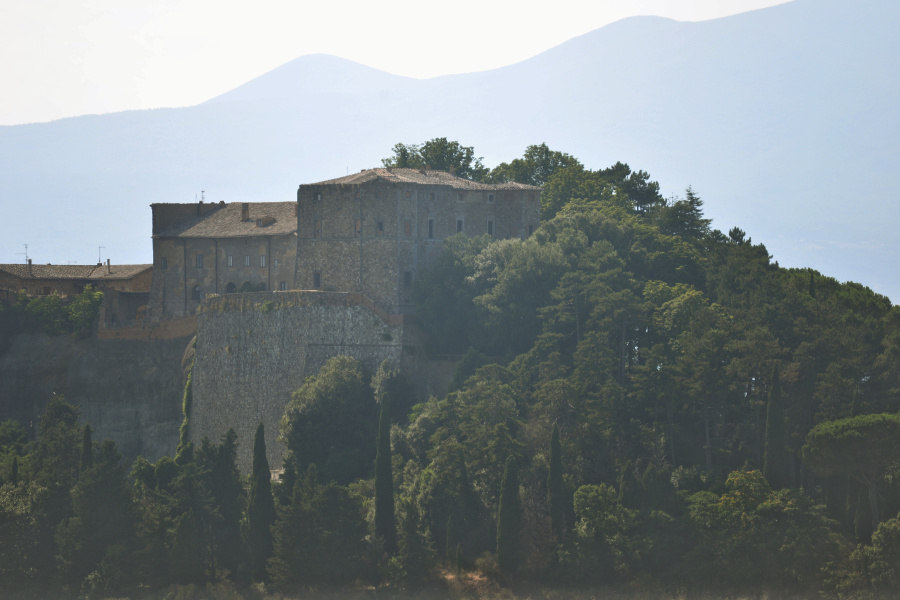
296,168 -> 541,313
148,201 -> 298,320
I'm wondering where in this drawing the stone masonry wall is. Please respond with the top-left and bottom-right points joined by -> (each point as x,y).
190,290 -> 404,472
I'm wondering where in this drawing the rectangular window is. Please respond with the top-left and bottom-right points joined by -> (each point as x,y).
274,258 -> 279,268
404,220 -> 411,237
244,255 -> 250,267
428,218 -> 434,239
227,255 -> 233,267
488,193 -> 495,203
355,218 -> 362,237
314,192 -> 322,202
457,193 -> 464,203
528,225 -> 534,236
260,255 -> 266,267
457,218 -> 464,233
279,281 -> 287,291
376,221 -> 384,236
313,271 -> 321,289
487,220 -> 494,236
196,254 -> 203,268
161,256 -> 168,270
314,219 -> 322,238
403,271 -> 412,288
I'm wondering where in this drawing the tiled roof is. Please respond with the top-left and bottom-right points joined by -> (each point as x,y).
0,264 -> 152,280
303,168 -> 542,191
156,202 -> 297,238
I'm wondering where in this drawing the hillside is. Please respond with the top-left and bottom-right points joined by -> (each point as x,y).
0,0 -> 897,301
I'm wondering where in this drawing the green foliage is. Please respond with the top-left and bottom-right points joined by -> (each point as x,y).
67,284 -> 103,338
763,364 -> 788,489
496,456 -> 521,572
382,137 -> 488,180
268,467 -> 368,588
246,422 -> 275,581
687,470 -> 841,587
374,400 -> 396,553
548,423 -> 565,539
802,413 -> 900,533
80,424 -> 93,471
486,143 -> 581,186
178,363 -> 193,452
279,355 -> 377,484
851,516 -> 900,589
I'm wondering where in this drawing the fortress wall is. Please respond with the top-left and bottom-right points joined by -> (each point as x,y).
190,290 -> 404,472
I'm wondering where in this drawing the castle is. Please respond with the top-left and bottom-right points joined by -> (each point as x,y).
2,168 -> 541,471
149,168 -> 541,319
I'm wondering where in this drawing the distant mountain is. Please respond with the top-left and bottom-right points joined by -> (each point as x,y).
1,0 -> 897,302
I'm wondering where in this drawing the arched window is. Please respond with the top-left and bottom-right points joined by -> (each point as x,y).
225,282 -> 236,294
191,285 -> 202,301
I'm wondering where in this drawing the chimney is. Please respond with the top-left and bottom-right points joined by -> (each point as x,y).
106,258 -> 111,274
27,258 -> 32,276
197,199 -> 203,216
241,203 -> 250,222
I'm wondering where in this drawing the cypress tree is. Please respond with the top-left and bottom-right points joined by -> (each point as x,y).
548,423 -> 564,539
374,401 -> 396,553
80,424 -> 93,471
763,364 -> 788,489
445,515 -> 454,561
10,455 -> 18,486
247,422 -> 276,581
496,455 -> 521,572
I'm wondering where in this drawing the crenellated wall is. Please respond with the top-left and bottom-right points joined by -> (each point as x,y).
189,290 -> 406,472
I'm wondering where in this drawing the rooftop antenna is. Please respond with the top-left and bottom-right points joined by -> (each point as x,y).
15,243 -> 29,263
98,246 -> 105,263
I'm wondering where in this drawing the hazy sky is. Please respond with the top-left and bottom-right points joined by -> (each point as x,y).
1,0 -> 792,126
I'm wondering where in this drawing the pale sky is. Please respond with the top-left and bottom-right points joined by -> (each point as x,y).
0,0 -> 793,126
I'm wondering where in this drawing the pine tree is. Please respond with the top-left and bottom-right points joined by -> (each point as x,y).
247,422 -> 276,581
496,455 -> 521,572
548,423 -> 565,539
374,401 -> 396,553
764,364 -> 788,489
80,424 -> 93,471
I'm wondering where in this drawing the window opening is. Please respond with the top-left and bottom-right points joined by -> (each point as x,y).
245,255 -> 250,267
196,254 -> 203,268
260,255 -> 266,267
487,220 -> 494,236
313,271 -> 321,289
457,218 -> 464,233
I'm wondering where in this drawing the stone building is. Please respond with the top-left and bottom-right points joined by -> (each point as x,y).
0,260 -> 153,325
297,168 -> 541,313
148,201 -> 298,320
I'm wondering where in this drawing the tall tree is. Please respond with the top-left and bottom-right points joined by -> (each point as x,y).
374,400 -> 396,553
496,456 -> 521,572
381,138 -> 488,180
802,413 -> 900,534
763,365 -> 788,489
548,423 -> 565,539
80,424 -> 93,472
247,422 -> 275,581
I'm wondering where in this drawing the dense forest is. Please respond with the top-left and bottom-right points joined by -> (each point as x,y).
2,140 -> 899,599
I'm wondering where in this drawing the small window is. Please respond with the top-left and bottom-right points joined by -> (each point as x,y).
487,220 -> 494,236
428,218 -> 434,239
404,220 -> 411,237
196,254 -> 203,268
488,193 -> 495,203
161,256 -> 168,270
274,258 -> 279,268
355,218 -> 362,237
191,285 -> 202,301
314,219 -> 322,238
314,192 -> 322,202
227,255 -> 233,267
313,271 -> 321,289
457,218 -> 464,233
403,271 -> 412,288
528,225 -> 534,236
260,255 -> 266,268
43,286 -> 51,296
245,255 -> 250,267
376,221 -> 384,236
457,193 -> 464,203
256,219 -> 262,227
279,281 -> 287,291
